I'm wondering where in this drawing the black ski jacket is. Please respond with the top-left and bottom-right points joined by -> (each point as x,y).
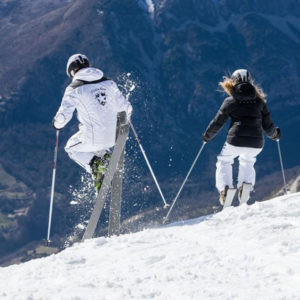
203,83 -> 277,148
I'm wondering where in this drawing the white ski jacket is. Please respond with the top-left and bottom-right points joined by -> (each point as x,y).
54,67 -> 132,150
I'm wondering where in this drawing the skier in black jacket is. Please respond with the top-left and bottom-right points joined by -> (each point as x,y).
202,69 -> 280,205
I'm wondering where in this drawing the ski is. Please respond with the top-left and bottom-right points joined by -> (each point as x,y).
108,124 -> 125,237
239,182 -> 252,205
82,112 -> 129,241
108,149 -> 124,237
223,188 -> 237,209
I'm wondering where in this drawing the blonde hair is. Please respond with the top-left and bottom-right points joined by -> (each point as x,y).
219,76 -> 266,101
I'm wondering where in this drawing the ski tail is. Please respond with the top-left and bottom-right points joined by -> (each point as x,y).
239,182 -> 252,205
223,188 -> 237,209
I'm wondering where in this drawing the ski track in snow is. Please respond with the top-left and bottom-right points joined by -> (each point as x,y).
1,193 -> 300,299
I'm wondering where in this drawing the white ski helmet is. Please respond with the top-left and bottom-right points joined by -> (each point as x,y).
66,54 -> 90,78
231,69 -> 253,83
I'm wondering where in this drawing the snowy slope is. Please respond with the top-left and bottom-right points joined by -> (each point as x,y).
1,194 -> 300,300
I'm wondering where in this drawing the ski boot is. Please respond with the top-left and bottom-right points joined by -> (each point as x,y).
89,153 -> 111,192
219,185 -> 229,206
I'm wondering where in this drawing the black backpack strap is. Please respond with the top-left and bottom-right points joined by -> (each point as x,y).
69,77 -> 110,89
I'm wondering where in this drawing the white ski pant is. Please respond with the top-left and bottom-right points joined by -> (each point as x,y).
216,142 -> 262,192
65,132 -> 109,174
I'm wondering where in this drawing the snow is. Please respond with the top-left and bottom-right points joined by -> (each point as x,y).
1,193 -> 300,299
262,14 -> 300,45
138,0 -> 155,18
168,11 -> 300,42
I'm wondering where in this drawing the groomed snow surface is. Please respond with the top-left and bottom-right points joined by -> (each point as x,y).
1,193 -> 300,300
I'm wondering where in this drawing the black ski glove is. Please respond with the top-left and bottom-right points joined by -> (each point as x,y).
271,127 -> 281,141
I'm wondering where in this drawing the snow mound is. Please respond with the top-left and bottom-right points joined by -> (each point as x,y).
1,193 -> 300,299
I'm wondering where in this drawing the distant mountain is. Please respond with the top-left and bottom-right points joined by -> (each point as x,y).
0,0 -> 300,261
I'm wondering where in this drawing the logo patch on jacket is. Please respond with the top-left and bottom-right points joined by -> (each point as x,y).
94,91 -> 107,106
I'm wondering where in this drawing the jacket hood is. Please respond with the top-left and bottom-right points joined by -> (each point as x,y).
232,83 -> 257,102
73,67 -> 104,82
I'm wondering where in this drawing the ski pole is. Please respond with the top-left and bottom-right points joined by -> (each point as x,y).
46,130 -> 60,245
163,142 -> 206,223
129,121 -> 169,208
276,140 -> 288,194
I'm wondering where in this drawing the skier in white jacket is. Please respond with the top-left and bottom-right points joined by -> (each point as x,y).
53,54 -> 132,191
